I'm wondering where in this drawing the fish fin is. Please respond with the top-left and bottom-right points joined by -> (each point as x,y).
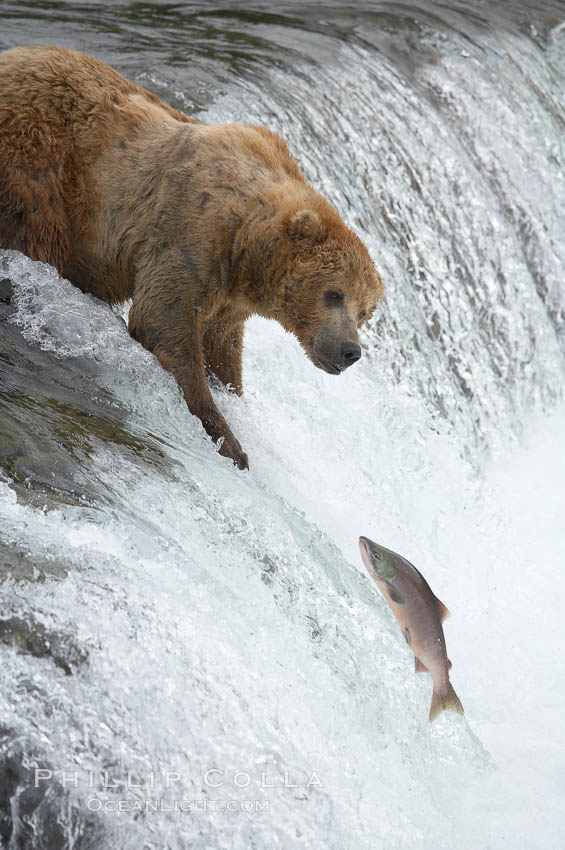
435,598 -> 451,622
387,584 -> 405,604
415,657 -> 428,673
402,627 -> 411,646
429,682 -> 464,722
448,659 -> 452,670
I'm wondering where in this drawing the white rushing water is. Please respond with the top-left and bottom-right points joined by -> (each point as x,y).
1,5 -> 565,849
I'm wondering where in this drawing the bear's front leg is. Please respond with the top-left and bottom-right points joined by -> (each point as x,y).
129,299 -> 249,470
203,319 -> 245,395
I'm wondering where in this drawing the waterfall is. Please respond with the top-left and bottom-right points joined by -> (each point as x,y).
1,3 -> 564,848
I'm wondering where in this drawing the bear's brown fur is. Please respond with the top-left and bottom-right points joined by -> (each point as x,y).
0,45 -> 383,469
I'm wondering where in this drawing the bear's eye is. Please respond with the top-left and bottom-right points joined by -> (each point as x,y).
324,290 -> 344,306
358,311 -> 367,321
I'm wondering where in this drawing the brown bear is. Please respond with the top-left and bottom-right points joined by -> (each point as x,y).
0,45 -> 384,469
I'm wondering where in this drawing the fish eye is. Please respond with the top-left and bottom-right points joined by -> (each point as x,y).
324,290 -> 344,306
372,549 -> 382,559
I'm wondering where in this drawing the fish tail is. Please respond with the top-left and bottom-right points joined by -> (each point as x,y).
429,682 -> 464,723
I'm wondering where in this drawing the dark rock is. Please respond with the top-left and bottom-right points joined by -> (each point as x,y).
0,615 -> 87,675
0,277 -> 12,303
0,277 -> 15,319
0,296 -> 173,510
0,540 -> 68,583
0,729 -> 107,849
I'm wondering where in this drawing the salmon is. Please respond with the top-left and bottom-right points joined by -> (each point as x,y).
359,536 -> 464,722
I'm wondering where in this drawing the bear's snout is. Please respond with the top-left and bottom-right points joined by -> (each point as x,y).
314,338 -> 362,375
311,312 -> 362,375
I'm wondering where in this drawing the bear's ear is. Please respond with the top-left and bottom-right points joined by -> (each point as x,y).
287,208 -> 326,244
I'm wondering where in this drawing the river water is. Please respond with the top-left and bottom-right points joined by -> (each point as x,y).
1,2 -> 564,848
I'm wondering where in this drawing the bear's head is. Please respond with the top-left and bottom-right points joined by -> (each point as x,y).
269,202 -> 384,375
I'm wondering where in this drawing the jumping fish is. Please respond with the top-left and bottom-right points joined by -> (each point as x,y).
359,535 -> 464,722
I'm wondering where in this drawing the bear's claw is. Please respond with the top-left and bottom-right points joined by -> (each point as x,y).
217,433 -> 249,470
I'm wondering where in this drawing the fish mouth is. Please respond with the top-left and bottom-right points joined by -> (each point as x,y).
358,536 -> 373,567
